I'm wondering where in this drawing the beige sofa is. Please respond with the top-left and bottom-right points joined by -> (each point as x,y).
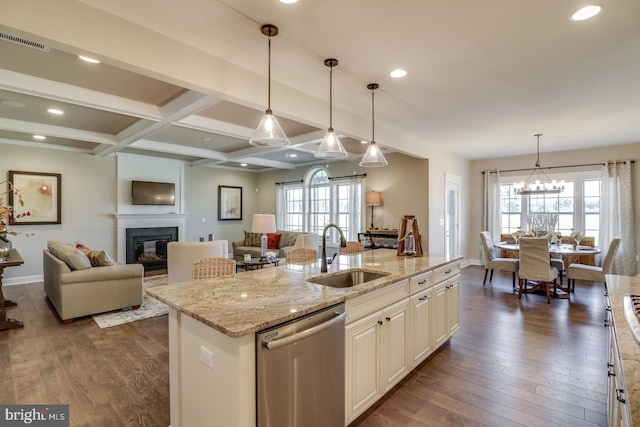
167,240 -> 229,284
43,249 -> 144,323
232,231 -> 318,261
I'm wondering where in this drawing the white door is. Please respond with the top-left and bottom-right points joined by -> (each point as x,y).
445,174 -> 461,259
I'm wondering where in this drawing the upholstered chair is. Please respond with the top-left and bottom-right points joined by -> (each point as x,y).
567,238 -> 621,292
192,257 -> 236,279
479,231 -> 520,290
286,248 -> 318,264
518,237 -> 559,304
167,241 -> 228,284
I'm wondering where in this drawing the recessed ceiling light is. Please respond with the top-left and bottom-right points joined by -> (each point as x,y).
279,0 -> 298,3
47,108 -> 64,115
390,69 -> 407,78
571,5 -> 602,21
33,135 -> 46,140
240,163 -> 248,167
1,99 -> 26,108
361,140 -> 368,144
78,55 -> 100,64
288,153 -> 298,158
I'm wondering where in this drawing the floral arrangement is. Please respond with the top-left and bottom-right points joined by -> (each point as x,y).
549,231 -> 562,244
0,180 -> 31,238
570,229 -> 584,240
512,227 -> 525,240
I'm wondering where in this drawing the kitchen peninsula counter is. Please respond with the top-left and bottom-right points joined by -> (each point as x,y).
147,249 -> 462,427
146,249 -> 459,337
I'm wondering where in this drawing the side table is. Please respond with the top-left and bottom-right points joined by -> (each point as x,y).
0,249 -> 24,330
237,257 -> 281,272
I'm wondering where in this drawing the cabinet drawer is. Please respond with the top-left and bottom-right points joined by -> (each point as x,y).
346,280 -> 409,324
430,262 -> 460,285
410,271 -> 433,295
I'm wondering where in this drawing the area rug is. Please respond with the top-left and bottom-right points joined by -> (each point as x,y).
92,274 -> 169,329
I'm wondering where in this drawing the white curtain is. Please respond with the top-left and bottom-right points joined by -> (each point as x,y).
482,170 -> 501,264
275,184 -> 286,230
600,161 -> 636,276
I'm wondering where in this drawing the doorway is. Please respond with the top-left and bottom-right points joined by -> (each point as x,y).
445,174 -> 461,259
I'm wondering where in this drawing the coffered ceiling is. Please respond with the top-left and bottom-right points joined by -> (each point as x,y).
1,0 -> 639,171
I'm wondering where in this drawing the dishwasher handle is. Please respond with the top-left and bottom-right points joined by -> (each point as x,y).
265,311 -> 346,350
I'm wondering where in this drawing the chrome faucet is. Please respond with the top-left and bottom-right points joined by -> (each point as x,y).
321,223 -> 347,273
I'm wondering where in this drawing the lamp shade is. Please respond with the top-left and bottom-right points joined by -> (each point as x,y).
365,191 -> 382,207
251,214 -> 276,234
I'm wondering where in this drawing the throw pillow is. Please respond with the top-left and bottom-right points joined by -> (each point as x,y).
80,249 -> 116,267
47,240 -> 92,271
76,242 -> 91,251
267,233 -> 281,249
278,231 -> 299,248
243,230 -> 263,247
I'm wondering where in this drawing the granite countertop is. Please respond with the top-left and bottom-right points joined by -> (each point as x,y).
146,249 -> 460,338
605,274 -> 640,424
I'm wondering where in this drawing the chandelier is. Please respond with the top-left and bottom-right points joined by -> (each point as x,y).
513,134 -> 565,195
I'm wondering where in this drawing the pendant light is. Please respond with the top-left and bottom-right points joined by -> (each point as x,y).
513,134 -> 565,195
315,58 -> 348,159
249,24 -> 290,147
359,83 -> 388,167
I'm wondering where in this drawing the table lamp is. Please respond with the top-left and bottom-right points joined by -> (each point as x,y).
365,191 -> 382,229
252,214 -> 276,258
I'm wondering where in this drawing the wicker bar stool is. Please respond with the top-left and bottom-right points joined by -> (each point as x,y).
339,241 -> 364,255
192,257 -> 236,279
286,248 -> 318,264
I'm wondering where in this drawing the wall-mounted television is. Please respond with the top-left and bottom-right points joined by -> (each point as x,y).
131,180 -> 176,206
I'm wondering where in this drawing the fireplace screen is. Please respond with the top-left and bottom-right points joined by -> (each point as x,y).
126,227 -> 178,271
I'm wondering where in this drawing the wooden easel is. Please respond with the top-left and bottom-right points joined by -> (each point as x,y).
397,215 -> 423,257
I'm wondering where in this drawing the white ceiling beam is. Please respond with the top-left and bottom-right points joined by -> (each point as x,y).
0,117 -> 115,145
130,139 -> 229,160
176,113 -> 254,139
0,137 -> 94,153
0,69 -> 162,120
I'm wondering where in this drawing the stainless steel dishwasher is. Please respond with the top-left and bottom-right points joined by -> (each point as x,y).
256,302 -> 346,427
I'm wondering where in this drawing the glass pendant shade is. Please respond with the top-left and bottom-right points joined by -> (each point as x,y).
315,58 -> 348,159
316,128 -> 348,159
250,111 -> 290,147
360,141 -> 388,167
250,24 -> 290,148
360,83 -> 388,167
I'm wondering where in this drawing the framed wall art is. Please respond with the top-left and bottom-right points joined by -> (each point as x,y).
8,171 -> 62,225
218,185 -> 242,221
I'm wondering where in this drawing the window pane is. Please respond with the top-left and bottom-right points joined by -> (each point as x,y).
584,180 -> 600,197
584,196 -> 599,213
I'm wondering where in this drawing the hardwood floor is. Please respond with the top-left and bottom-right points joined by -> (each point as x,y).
0,265 -> 608,427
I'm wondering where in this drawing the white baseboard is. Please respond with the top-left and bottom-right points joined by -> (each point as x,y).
2,274 -> 43,286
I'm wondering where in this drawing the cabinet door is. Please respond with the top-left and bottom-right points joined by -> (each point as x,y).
410,289 -> 432,367
447,275 -> 461,336
433,282 -> 449,349
381,299 -> 410,390
346,311 -> 382,423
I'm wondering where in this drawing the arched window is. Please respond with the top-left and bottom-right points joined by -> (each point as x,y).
276,166 -> 364,244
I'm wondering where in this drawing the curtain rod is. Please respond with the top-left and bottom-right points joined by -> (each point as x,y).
482,160 -> 635,174
328,173 -> 367,181
275,179 -> 303,185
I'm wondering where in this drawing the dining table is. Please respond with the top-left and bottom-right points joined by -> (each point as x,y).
493,241 -> 601,298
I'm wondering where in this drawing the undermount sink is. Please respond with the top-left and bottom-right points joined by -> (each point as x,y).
307,269 -> 390,289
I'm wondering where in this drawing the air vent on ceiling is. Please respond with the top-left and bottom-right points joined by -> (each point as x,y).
0,32 -> 50,52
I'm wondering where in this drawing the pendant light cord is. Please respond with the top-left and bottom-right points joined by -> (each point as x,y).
535,133 -> 542,167
266,32 -> 272,114
371,88 -> 375,142
329,64 -> 333,130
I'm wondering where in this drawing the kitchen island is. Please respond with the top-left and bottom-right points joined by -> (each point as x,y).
147,249 -> 462,427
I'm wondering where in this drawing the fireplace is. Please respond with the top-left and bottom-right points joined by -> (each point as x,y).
126,227 -> 178,272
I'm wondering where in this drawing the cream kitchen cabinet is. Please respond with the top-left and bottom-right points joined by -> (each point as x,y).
409,287 -> 433,367
433,274 -> 460,349
607,302 -> 631,427
345,281 -> 410,423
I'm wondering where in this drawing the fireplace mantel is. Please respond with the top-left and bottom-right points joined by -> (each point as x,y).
113,213 -> 188,263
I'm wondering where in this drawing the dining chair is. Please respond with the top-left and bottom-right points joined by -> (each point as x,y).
339,241 -> 364,255
566,237 -> 621,292
192,257 -> 236,279
479,231 -> 519,290
286,248 -> 318,264
518,237 -> 559,304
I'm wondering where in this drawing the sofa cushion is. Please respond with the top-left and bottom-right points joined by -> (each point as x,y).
82,249 -> 116,267
47,240 -> 92,271
244,231 -> 263,247
267,233 -> 281,249
278,231 -> 299,248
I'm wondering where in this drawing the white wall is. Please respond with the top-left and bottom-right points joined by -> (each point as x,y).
468,142 -> 640,267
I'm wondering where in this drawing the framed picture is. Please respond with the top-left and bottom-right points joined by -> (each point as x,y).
218,185 -> 242,221
7,171 -> 61,225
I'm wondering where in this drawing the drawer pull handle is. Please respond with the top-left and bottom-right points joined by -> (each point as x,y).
616,389 -> 626,404
386,317 -> 391,322
444,269 -> 452,274
606,305 -> 611,312
604,291 -> 609,297
418,295 -> 429,301
378,320 -> 383,326
418,280 -> 427,285
604,319 -> 610,327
